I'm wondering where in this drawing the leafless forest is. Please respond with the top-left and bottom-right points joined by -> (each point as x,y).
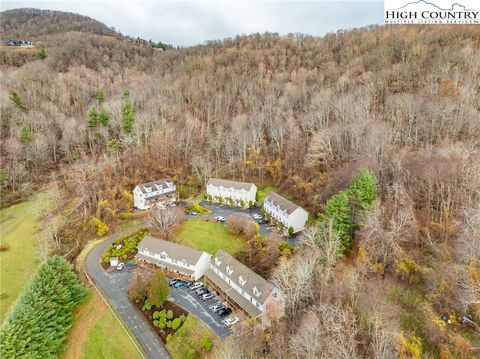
1,9 -> 479,358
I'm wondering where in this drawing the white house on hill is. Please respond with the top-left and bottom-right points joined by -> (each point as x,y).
263,192 -> 308,234
135,236 -> 211,281
206,178 -> 256,207
133,179 -> 177,210
205,249 -> 285,327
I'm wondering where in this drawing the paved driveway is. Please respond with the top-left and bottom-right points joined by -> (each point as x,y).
169,285 -> 231,338
197,201 -> 272,236
197,201 -> 303,246
84,226 -> 171,359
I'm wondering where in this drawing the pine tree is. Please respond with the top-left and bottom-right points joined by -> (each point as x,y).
20,124 -> 33,144
320,191 -> 352,253
38,48 -> 47,60
87,107 -> 99,130
9,90 -> 26,110
0,256 -> 87,359
122,101 -> 135,134
348,168 -> 377,210
98,109 -> 110,126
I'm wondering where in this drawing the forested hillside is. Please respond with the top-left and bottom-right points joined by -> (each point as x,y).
0,9 -> 479,358
0,8 -> 117,39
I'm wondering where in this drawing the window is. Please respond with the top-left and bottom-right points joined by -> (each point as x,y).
239,276 -> 246,285
160,255 -> 165,260
172,259 -> 177,264
226,266 -> 233,275
215,257 -> 222,266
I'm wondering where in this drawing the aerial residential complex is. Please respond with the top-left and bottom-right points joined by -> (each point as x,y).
135,236 -> 211,281
263,192 -> 309,234
133,179 -> 177,210
205,249 -> 285,326
206,178 -> 257,207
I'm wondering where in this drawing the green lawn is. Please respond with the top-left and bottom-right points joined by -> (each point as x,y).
0,191 -> 51,321
256,185 -> 293,205
166,314 -> 217,359
175,219 -> 245,255
60,289 -> 143,359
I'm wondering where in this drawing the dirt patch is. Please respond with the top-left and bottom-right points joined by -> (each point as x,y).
133,300 -> 188,343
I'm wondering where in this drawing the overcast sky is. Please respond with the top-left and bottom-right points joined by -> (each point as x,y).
1,1 -> 383,46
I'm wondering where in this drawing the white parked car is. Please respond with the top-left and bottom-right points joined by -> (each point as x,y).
116,262 -> 125,271
252,214 -> 262,220
215,216 -> 226,222
156,203 -> 166,210
223,316 -> 240,327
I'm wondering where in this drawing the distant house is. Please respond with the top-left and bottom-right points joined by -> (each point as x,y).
4,40 -> 33,47
206,178 -> 257,207
133,179 -> 177,210
263,192 -> 308,234
135,236 -> 211,281
205,250 -> 285,327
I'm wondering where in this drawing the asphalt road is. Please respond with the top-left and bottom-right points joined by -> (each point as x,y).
198,201 -> 303,246
84,225 -> 171,359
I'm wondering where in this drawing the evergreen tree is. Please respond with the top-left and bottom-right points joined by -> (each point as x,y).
348,168 -> 377,210
146,271 -> 170,307
38,48 -> 47,60
0,256 -> 87,359
87,106 -> 99,130
122,101 -> 134,134
98,109 -> 109,126
9,90 -> 25,110
97,90 -> 105,104
20,123 -> 33,143
320,191 -> 352,253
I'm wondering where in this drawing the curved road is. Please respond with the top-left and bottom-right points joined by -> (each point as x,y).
84,225 -> 171,359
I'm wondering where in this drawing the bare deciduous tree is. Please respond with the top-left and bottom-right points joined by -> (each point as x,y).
148,206 -> 185,241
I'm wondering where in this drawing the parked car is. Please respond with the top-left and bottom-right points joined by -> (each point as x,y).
196,288 -> 208,296
215,216 -> 226,222
156,204 -> 166,210
252,214 -> 262,220
190,282 -> 203,291
223,316 -> 240,327
257,219 -> 266,224
202,293 -> 215,301
116,262 -> 125,271
208,304 -> 225,312
217,308 -> 233,317
169,279 -> 178,286
190,211 -> 198,216
174,281 -> 186,288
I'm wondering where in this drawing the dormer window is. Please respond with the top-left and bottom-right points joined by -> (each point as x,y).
239,276 -> 246,285
215,257 -> 222,266
226,266 -> 233,275
253,286 -> 262,297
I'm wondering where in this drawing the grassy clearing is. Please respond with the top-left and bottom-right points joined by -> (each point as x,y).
166,314 -> 217,359
60,289 -> 142,359
175,219 -> 245,255
0,191 -> 51,321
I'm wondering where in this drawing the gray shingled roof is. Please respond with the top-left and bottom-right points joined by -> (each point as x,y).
209,249 -> 275,305
137,236 -> 204,265
137,179 -> 175,195
264,192 -> 301,215
207,178 -> 255,191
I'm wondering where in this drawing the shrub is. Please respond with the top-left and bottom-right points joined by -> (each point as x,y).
171,317 -> 182,330
38,48 -> 47,60
199,336 -> 213,352
207,194 -> 213,202
288,226 -> 294,235
128,275 -> 148,302
167,309 -> 174,320
240,200 -> 245,207
142,299 -> 153,311
9,90 -> 25,110
248,200 -> 254,208
90,217 -> 109,237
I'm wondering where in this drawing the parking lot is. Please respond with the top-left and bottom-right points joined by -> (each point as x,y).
168,279 -> 239,339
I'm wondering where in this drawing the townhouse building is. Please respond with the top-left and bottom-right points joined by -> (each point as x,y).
133,179 -> 177,210
135,236 -> 211,281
